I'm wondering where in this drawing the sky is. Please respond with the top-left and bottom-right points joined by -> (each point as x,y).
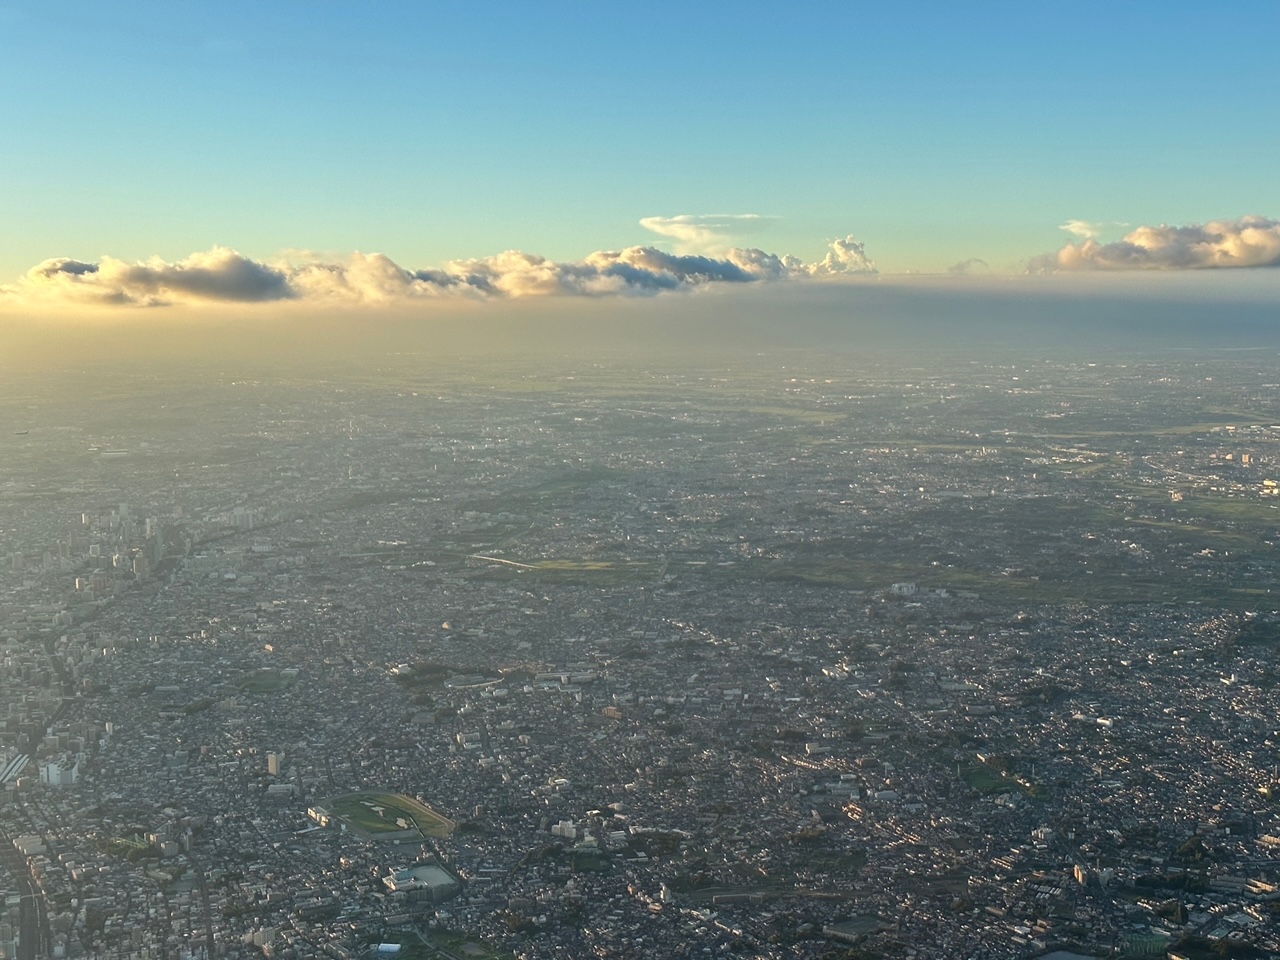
1,1 -> 1279,337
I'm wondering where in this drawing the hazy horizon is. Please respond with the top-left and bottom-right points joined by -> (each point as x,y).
3,1 -> 1279,361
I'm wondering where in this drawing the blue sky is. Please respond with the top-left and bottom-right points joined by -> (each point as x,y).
1,0 -> 1279,304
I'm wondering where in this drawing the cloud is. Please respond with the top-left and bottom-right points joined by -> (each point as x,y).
947,257 -> 990,276
639,213 -> 775,254
1058,220 -> 1129,240
3,235 -> 877,309
14,247 -> 293,306
289,246 -> 791,302
802,235 -> 878,276
1059,220 -> 1102,239
1035,215 -> 1280,272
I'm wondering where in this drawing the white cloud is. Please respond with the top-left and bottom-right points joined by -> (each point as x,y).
1059,220 -> 1103,239
4,236 -> 880,309
638,214 -> 775,254
1058,220 -> 1129,240
802,235 -> 878,276
1035,215 -> 1280,271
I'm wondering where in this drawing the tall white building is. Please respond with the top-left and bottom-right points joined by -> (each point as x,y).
40,754 -> 80,787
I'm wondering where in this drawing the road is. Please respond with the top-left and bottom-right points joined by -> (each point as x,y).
0,695 -> 74,960
0,826 -> 50,960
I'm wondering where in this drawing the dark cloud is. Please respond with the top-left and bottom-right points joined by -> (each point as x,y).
10,248 -> 292,306
112,250 -> 293,302
32,258 -> 99,278
947,257 -> 990,276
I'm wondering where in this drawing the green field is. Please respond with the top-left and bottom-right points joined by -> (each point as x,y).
961,764 -> 1010,794
468,556 -> 664,585
235,669 -> 296,693
421,930 -> 513,960
328,792 -> 454,840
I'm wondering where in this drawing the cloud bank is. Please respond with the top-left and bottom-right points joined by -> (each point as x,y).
3,235 -> 878,309
13,212 -> 1273,314
1036,215 -> 1280,272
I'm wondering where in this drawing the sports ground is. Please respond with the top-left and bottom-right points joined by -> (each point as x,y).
324,792 -> 455,841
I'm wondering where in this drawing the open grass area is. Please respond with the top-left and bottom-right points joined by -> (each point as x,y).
471,556 -> 663,585
422,930 -> 513,960
234,669 -> 296,693
961,764 -> 1010,794
328,792 -> 454,840
531,559 -> 660,576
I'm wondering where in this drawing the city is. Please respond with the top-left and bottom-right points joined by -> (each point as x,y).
1,350 -> 1279,959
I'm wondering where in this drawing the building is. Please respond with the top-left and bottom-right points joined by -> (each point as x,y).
40,755 -> 79,787
381,863 -> 461,903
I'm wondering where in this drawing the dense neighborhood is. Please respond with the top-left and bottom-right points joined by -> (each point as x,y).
2,353 -> 1280,960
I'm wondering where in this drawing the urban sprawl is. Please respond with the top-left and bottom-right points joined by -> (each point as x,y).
2,353 -> 1280,960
